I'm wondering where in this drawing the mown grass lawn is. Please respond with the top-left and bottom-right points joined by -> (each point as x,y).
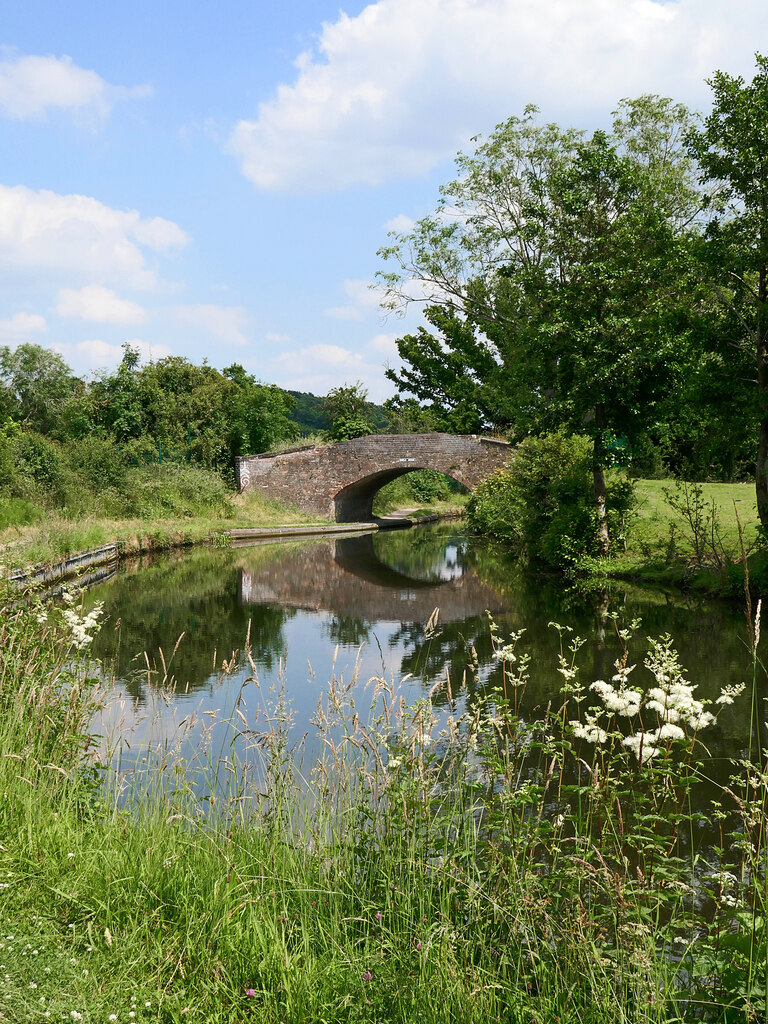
630,479 -> 760,556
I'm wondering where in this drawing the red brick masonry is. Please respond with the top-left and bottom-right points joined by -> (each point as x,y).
236,433 -> 512,521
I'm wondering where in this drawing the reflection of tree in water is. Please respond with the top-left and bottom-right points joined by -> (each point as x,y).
86,547 -> 294,701
324,615 -> 372,647
391,615 -> 503,706
372,525 -> 469,583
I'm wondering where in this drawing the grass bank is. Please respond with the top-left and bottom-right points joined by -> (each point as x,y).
0,473 -> 324,574
576,478 -> 765,597
1,582 -> 766,1022
0,462 -> 467,577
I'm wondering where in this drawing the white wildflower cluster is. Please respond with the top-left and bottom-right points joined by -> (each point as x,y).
61,600 -> 104,650
715,683 -> 746,706
491,627 -> 525,664
571,712 -> 607,745
590,662 -> 642,717
704,869 -> 741,909
643,636 -> 715,732
569,634 -> 740,766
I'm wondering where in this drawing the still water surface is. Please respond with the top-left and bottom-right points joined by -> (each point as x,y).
84,524 -> 759,788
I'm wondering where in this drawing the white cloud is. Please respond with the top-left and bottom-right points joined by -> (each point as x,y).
228,0 -> 766,192
53,338 -> 172,373
174,304 -> 252,346
0,52 -> 151,122
325,279 -> 383,320
0,312 -> 47,341
56,285 -> 147,324
0,185 -> 189,290
367,332 -> 400,359
384,214 -> 416,234
267,341 -> 395,402
265,331 -> 292,344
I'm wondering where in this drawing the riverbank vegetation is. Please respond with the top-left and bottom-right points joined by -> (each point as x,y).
466,438 -> 763,596
0,482 -> 322,573
380,54 -> 768,563
1,574 -> 766,1022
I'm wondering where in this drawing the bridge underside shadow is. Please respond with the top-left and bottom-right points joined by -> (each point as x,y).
334,468 -> 459,522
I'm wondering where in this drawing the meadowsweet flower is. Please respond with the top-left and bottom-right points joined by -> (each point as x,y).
570,712 -> 607,744
716,683 -> 746,705
61,601 -> 104,650
623,733 -> 659,764
656,722 -> 685,742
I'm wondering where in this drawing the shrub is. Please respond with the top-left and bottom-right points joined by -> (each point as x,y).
466,431 -> 635,566
121,463 -> 233,519
64,435 -> 127,493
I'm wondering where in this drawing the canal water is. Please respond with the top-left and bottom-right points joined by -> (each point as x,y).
83,523 -> 758,797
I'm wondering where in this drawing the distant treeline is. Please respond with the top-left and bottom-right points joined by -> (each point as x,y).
288,389 -> 388,436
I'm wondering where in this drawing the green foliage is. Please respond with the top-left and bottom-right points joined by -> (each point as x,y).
467,432 -> 636,566
0,495 -> 42,529
0,345 -> 303,527
0,342 -> 78,434
686,53 -> 768,524
372,470 -> 465,514
119,463 -> 232,519
323,382 -> 376,441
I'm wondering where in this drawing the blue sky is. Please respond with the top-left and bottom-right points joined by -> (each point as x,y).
1,0 -> 766,401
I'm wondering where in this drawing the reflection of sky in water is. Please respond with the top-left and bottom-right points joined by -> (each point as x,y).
95,607 -> 453,784
88,524 -> 761,802
439,542 -> 464,581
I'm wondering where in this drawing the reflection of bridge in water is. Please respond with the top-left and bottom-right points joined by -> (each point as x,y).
238,535 -> 506,623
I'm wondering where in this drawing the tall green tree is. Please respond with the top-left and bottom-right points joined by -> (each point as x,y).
687,53 -> 768,530
380,97 -> 703,553
323,382 -> 375,441
0,343 -> 77,434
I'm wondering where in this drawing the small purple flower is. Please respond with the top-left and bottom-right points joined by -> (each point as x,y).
362,970 -> 373,981
245,988 -> 255,997
415,941 -> 422,951
375,911 -> 382,920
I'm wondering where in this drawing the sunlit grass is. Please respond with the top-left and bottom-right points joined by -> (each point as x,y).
631,478 -> 759,555
0,488 -> 325,573
2,582 -> 766,1022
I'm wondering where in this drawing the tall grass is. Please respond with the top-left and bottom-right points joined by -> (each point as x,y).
0,584 -> 766,1022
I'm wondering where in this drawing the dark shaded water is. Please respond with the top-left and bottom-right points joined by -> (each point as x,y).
84,524 -> 759,785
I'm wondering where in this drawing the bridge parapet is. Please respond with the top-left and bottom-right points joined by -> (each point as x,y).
236,433 -> 511,522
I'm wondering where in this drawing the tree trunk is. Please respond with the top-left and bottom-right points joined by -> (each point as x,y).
756,397 -> 768,533
593,404 -> 610,557
756,238 -> 768,534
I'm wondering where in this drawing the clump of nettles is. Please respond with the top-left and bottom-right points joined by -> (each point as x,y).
570,633 -> 744,765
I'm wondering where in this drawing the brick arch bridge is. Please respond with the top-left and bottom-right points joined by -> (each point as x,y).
235,433 -> 512,522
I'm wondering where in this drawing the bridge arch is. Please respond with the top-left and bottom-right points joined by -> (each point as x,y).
236,433 -> 511,522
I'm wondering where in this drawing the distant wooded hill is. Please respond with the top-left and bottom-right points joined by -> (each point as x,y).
287,390 -> 389,436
